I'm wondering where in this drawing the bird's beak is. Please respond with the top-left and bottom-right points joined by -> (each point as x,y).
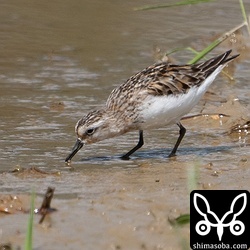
65,138 -> 84,163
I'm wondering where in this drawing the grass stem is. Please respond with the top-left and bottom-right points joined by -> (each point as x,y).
24,191 -> 35,250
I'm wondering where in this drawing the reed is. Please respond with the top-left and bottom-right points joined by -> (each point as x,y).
134,0 -> 214,11
24,191 -> 35,250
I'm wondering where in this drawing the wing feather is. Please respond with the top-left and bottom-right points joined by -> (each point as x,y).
107,50 -> 238,109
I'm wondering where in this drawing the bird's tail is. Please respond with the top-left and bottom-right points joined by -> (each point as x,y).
196,50 -> 239,75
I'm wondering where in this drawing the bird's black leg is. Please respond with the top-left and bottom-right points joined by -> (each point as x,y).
121,130 -> 144,160
168,122 -> 186,157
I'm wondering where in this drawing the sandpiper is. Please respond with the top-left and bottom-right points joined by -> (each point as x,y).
65,50 -> 238,163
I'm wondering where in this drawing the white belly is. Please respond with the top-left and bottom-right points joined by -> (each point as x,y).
138,65 -> 224,130
139,85 -> 207,129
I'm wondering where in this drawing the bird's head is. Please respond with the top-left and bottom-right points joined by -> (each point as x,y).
65,109 -> 123,163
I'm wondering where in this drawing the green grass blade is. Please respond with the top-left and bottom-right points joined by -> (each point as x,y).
24,192 -> 35,250
169,214 -> 190,226
187,39 -> 221,64
239,0 -> 248,23
187,163 -> 199,192
188,21 -> 247,64
239,0 -> 250,34
134,0 -> 214,11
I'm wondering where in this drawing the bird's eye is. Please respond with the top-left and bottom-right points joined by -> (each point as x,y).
85,128 -> 95,135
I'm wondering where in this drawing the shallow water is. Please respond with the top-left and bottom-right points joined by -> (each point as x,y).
0,1 -> 250,249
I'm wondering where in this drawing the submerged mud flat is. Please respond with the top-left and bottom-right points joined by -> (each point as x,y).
0,0 -> 250,249
1,156 -> 249,249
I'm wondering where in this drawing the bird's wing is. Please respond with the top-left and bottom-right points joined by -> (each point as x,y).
106,50 -> 238,108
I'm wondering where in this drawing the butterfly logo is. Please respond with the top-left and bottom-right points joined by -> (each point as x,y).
193,193 -> 247,241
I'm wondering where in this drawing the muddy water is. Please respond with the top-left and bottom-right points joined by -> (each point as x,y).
0,1 -> 250,249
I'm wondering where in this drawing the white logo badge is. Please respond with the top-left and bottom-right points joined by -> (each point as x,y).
193,193 -> 247,241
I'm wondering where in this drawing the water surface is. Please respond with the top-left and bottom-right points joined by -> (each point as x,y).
0,1 -> 249,249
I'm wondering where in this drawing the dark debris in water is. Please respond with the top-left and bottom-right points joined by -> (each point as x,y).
230,120 -> 250,134
49,101 -> 65,112
0,243 -> 13,250
182,98 -> 250,144
0,194 -> 26,214
0,187 -> 57,219
34,187 -> 57,224
8,166 -> 61,177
